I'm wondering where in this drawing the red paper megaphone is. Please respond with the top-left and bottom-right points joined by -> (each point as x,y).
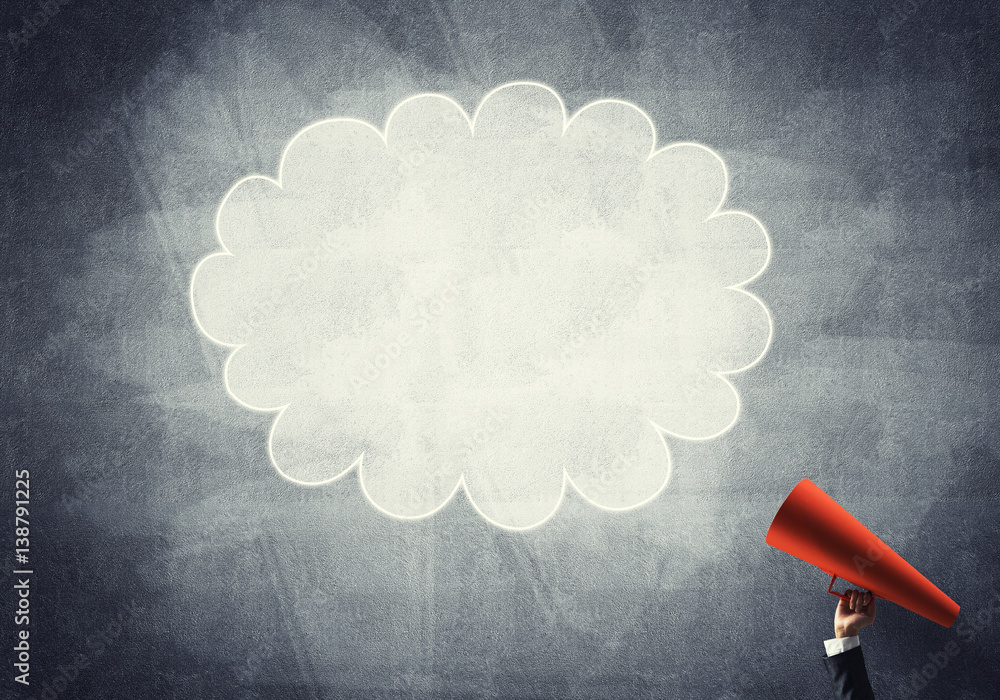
766,478 -> 959,628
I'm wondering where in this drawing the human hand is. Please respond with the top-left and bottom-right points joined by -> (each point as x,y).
834,589 -> 876,638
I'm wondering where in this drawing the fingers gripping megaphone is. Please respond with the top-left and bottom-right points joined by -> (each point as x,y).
766,478 -> 960,628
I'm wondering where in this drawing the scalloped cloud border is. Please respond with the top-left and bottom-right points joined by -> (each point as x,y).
189,81 -> 774,530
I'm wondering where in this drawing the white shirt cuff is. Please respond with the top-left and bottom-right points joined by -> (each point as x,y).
824,635 -> 860,656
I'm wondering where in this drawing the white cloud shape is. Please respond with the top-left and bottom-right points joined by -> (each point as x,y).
190,82 -> 772,530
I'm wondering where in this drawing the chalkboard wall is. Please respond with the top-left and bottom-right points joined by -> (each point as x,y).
4,0 -> 998,697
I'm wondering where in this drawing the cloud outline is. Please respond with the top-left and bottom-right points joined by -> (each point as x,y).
189,80 -> 773,530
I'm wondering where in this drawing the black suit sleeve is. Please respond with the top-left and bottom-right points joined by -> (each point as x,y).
822,645 -> 875,700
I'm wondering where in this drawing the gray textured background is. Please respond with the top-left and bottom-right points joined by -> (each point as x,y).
3,1 -> 998,697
